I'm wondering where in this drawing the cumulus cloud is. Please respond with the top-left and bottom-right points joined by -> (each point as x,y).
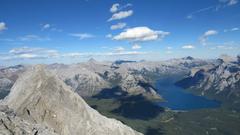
110,22 -> 127,30
0,22 -> 7,32
113,26 -> 170,41
19,35 -> 50,41
108,10 -> 133,21
110,3 -> 120,13
132,44 -> 141,49
69,33 -> 94,40
199,30 -> 218,45
182,45 -> 195,49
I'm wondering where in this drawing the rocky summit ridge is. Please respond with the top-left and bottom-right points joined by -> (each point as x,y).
2,65 -> 142,135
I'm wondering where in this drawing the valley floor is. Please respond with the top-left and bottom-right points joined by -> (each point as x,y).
84,94 -> 240,135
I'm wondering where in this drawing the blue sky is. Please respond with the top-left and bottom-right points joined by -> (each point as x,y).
0,0 -> 239,65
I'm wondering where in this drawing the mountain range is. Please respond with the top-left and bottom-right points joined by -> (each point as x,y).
0,56 -> 239,134
176,55 -> 240,104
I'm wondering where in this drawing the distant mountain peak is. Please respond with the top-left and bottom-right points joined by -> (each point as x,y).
88,58 -> 97,63
219,54 -> 236,62
182,56 -> 194,60
114,60 -> 136,65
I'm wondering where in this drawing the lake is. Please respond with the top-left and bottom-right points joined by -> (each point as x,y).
156,80 -> 221,110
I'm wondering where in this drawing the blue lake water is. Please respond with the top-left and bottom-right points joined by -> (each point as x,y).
156,80 -> 221,110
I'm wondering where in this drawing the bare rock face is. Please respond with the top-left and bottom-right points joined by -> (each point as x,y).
4,65 -> 142,135
48,63 -> 111,97
176,57 -> 240,99
0,105 -> 57,135
0,65 -> 26,99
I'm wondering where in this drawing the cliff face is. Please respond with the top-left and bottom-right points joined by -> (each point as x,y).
3,65 -> 142,135
0,65 -> 26,99
176,58 -> 240,99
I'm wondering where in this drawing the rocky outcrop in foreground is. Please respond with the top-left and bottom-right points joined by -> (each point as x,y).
3,65 -> 142,135
0,105 -> 57,135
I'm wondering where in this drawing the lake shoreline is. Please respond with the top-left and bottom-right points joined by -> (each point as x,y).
154,79 -> 221,111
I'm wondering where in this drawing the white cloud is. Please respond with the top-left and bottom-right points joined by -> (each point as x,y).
228,0 -> 238,5
108,10 -> 133,21
9,46 -> 40,54
210,45 -> 235,50
224,27 -> 239,32
114,46 -> 125,52
132,44 -> 141,49
166,47 -> 173,50
1,46 -> 148,61
19,35 -> 50,41
5,47 -> 59,60
62,52 -> 83,58
182,45 -> 195,49
42,24 -> 51,30
220,0 -> 238,5
18,54 -> 38,59
204,30 -> 218,36
110,3 -> 120,13
105,51 -> 146,56
200,30 -> 218,45
41,24 -> 62,32
231,27 -> 239,31
110,3 -> 132,13
217,45 -> 234,49
187,0 -> 238,19
69,33 -> 94,40
186,6 -> 215,19
62,51 -> 147,57
113,26 -> 170,41
0,22 -> 7,32
110,22 -> 127,30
